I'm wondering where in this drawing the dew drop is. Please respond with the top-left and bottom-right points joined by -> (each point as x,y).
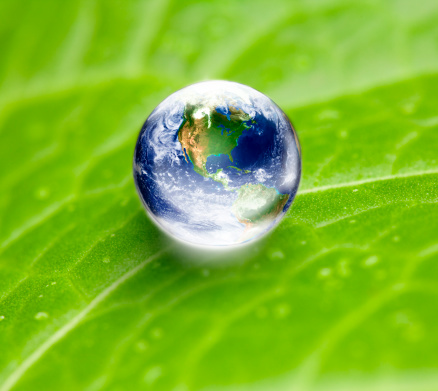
318,268 -> 332,278
352,189 -> 358,193
35,312 -> 49,320
151,327 -> 163,339
318,109 -> 339,120
339,130 -> 348,138
0,315 -> 5,321
363,255 -> 379,267
35,187 -> 50,199
133,81 -> 301,247
51,281 -> 56,285
274,303 -> 290,318
270,250 -> 284,260
392,283 -> 405,291
135,340 -> 149,352
103,257 -> 111,264
393,236 -> 400,242
144,366 -> 162,385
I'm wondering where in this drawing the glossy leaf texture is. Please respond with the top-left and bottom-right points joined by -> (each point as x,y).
0,1 -> 438,390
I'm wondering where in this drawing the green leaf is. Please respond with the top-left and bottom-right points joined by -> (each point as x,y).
1,1 -> 438,390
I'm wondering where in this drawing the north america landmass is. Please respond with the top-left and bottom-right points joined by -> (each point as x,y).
177,103 -> 289,230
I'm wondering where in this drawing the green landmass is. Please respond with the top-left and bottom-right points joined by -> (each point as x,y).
231,183 -> 290,229
178,103 -> 252,183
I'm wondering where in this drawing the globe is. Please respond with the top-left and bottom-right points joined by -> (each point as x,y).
133,81 -> 301,247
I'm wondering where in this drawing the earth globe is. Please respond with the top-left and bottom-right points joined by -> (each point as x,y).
133,81 -> 301,247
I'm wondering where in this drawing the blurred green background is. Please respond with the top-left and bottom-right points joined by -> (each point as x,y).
1,0 -> 438,390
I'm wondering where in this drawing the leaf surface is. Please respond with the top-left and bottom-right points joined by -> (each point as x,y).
0,1 -> 438,390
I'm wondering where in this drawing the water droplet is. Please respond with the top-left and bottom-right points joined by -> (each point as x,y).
151,327 -> 163,339
392,283 -> 405,291
144,366 -> 162,385
352,189 -> 358,193
274,303 -> 290,318
0,315 -> 5,321
102,257 -> 111,264
301,241 -> 307,245
363,256 -> 379,267
135,340 -> 149,352
270,250 -> 284,260
339,130 -> 348,138
35,312 -> 49,320
318,109 -> 339,120
318,268 -> 332,278
401,95 -> 420,114
38,294 -> 43,298
349,219 -> 356,224
133,81 -> 301,247
51,281 -> 56,285
35,187 -> 50,199
110,233 -> 116,237
393,236 -> 400,242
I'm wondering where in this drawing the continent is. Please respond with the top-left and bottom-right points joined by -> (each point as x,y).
178,103 -> 252,179
231,184 -> 289,230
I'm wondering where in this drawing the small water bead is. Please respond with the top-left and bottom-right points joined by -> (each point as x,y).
35,187 -> 50,199
269,250 -> 284,260
318,268 -> 332,278
34,312 -> 49,320
133,81 -> 301,247
274,303 -> 291,319
151,327 -> 163,339
363,255 -> 379,267
135,340 -> 149,352
143,366 -> 162,385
